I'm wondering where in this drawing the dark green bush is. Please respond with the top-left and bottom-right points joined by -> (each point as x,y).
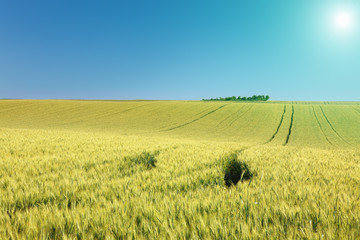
221,153 -> 253,187
127,151 -> 157,169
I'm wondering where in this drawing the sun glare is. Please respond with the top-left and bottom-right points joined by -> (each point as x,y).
333,11 -> 353,31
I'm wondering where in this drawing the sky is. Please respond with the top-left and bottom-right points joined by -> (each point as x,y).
1,0 -> 360,101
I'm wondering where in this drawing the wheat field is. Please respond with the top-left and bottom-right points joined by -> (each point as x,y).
0,100 -> 359,239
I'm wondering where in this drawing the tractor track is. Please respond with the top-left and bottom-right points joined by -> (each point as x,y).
265,104 -> 286,144
93,102 -> 154,119
158,104 -> 217,130
284,104 -> 294,146
216,104 -> 248,127
227,105 -> 254,128
312,106 -> 334,146
163,105 -> 226,131
54,103 -> 154,126
352,107 -> 360,116
319,106 -> 350,145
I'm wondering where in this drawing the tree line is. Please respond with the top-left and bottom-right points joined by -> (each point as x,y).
202,95 -> 270,102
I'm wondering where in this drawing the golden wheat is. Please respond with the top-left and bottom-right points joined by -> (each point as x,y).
0,100 -> 359,239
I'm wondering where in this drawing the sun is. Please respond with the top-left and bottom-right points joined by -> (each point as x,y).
333,11 -> 353,31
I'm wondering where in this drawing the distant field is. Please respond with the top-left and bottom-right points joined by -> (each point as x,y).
0,100 -> 359,148
0,100 -> 359,239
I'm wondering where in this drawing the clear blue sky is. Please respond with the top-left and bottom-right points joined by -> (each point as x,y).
1,0 -> 360,101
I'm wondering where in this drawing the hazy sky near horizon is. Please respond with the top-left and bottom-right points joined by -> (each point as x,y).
1,0 -> 360,101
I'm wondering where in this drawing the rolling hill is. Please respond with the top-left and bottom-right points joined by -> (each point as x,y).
0,100 -> 359,148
